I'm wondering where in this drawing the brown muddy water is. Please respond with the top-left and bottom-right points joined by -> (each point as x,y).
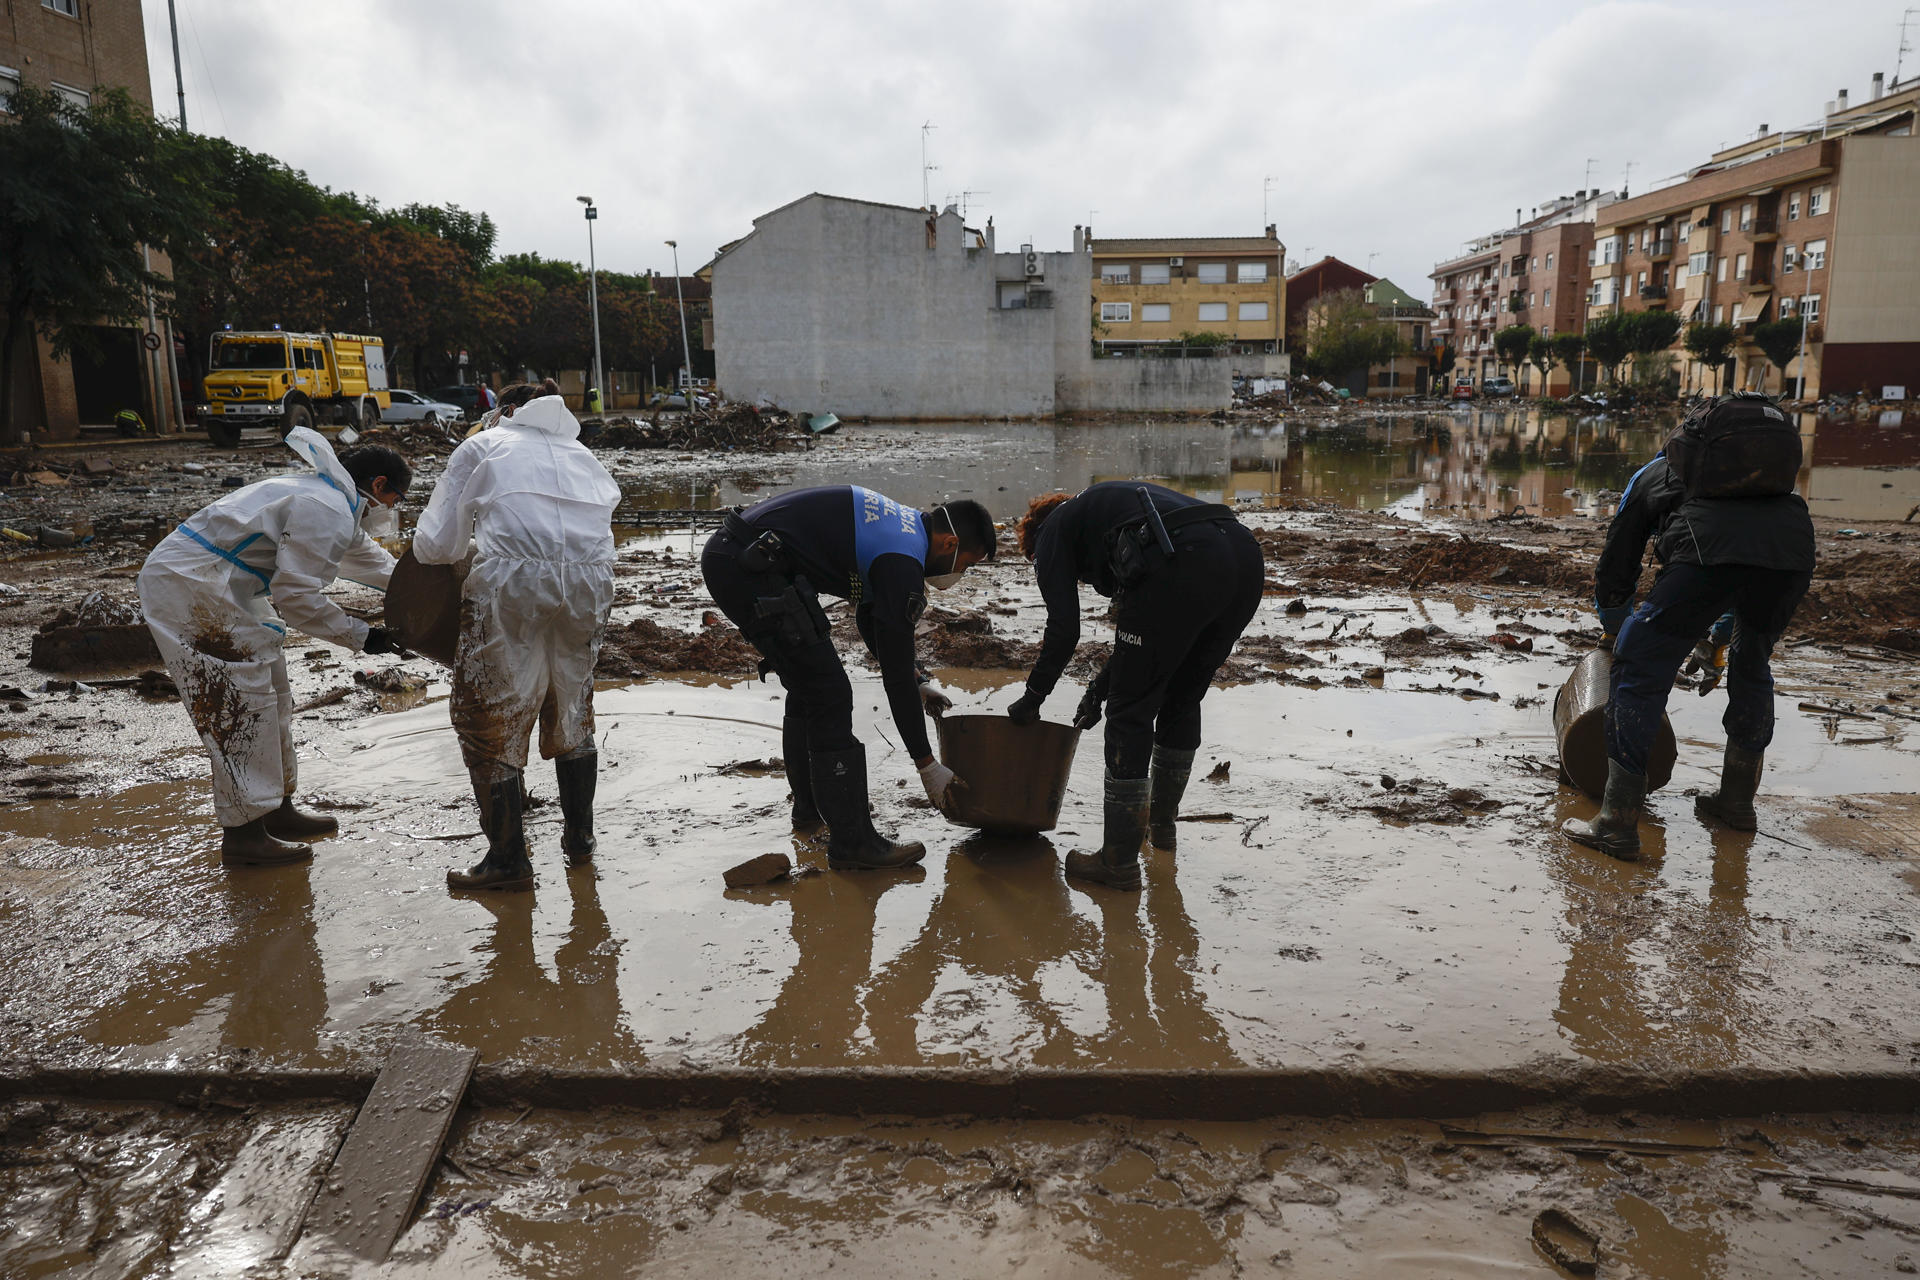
614,405 -> 1920,525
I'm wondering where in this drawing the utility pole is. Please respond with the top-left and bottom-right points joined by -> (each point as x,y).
577,196 -> 604,411
666,239 -> 695,401
166,0 -> 187,129
920,121 -> 938,208
357,218 -> 373,329
1793,297 -> 1809,401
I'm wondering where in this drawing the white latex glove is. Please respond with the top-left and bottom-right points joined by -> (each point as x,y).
918,759 -> 966,814
919,683 -> 953,717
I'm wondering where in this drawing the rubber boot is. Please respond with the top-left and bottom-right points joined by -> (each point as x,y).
1561,759 -> 1647,862
448,767 -> 534,890
265,796 -> 338,842
785,716 -> 824,836
556,751 -> 597,864
221,817 -> 312,868
1147,745 -> 1196,851
1065,773 -> 1150,891
811,744 -> 926,871
1695,743 -> 1763,832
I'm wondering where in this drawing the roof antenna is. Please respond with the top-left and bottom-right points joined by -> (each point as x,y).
920,121 -> 938,209
1263,175 -> 1275,228
1898,7 -> 1918,84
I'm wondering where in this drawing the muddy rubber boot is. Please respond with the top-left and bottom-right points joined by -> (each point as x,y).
784,716 -> 824,836
221,817 -> 313,868
1561,760 -> 1647,862
1147,745 -> 1196,851
812,744 -> 926,871
448,768 -> 534,891
1695,743 -> 1763,832
1066,774 -> 1150,891
265,796 -> 338,842
556,751 -> 598,864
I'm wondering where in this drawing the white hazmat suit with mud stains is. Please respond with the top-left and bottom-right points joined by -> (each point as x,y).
137,428 -> 397,860
411,393 -> 620,890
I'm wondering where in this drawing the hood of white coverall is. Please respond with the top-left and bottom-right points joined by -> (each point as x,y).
501,394 -> 582,441
283,425 -> 366,518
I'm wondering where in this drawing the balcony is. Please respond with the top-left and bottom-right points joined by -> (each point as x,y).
1639,284 -> 1669,305
1646,238 -> 1674,260
1750,215 -> 1779,242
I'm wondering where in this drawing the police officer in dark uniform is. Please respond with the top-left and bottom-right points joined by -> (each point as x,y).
1006,482 -> 1265,890
1566,399 -> 1815,861
701,486 -> 997,870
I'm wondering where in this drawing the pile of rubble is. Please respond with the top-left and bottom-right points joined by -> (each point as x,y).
591,402 -> 815,453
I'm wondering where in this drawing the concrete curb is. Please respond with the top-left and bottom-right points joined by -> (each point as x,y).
6,1063 -> 1919,1119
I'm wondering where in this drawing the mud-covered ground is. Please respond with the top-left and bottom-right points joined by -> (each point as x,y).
4,424 -> 1920,1277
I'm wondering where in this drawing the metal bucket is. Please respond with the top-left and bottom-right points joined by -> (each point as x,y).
383,546 -> 465,667
1552,647 -> 1677,800
934,713 -> 1081,836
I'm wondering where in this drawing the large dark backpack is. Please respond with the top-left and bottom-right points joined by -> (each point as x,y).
1663,392 -> 1802,499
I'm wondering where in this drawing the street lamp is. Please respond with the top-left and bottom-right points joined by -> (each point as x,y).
577,196 -> 604,413
665,239 -> 695,401
357,218 -> 373,329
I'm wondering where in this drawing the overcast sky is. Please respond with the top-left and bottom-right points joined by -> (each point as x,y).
142,0 -> 1908,294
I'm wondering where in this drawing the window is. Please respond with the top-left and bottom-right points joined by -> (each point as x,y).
1598,236 -> 1622,264
1735,253 -> 1747,279
1099,302 -> 1132,323
1139,263 -> 1170,285
1731,303 -> 1743,324
1100,265 -> 1131,284
1800,294 -> 1820,322
1783,245 -> 1798,273
1714,305 -> 1725,323
1528,292 -> 1536,307
1141,303 -> 1171,322
1787,191 -> 1801,220
1637,271 -> 1646,289
44,0 -> 79,15
1740,202 -> 1754,231
50,81 -> 90,110
1626,232 -> 1637,253
1543,288 -> 1551,307
1530,256 -> 1538,270
1716,256 -> 1728,282
1809,186 -> 1830,216
1780,296 -> 1797,317
1546,252 -> 1554,270
0,66 -> 18,114
1720,209 -> 1733,233
1804,239 -> 1826,270
1196,301 -> 1228,322
1237,262 -> 1268,283
1238,301 -> 1269,321
1196,263 -> 1227,284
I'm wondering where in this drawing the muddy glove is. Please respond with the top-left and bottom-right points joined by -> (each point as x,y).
1595,601 -> 1632,640
919,682 -> 953,718
363,624 -> 406,656
1071,686 -> 1104,731
1007,689 -> 1043,726
1682,639 -> 1730,696
917,759 -> 966,814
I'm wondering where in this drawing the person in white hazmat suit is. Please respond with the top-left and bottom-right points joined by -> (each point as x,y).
411,385 -> 621,891
137,427 -> 411,867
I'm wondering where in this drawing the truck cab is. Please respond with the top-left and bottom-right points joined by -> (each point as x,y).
199,329 -> 390,448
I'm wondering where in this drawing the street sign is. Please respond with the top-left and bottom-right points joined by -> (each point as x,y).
142,331 -> 162,351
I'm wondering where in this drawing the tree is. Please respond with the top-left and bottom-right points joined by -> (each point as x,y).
1683,322 -> 1739,393
1493,324 -> 1534,378
1527,331 -> 1555,396
1752,318 -> 1804,391
1435,344 -> 1457,382
1302,289 -> 1402,383
1550,332 -> 1587,392
1583,314 -> 1631,384
1,87 -> 209,442
1623,308 -> 1683,357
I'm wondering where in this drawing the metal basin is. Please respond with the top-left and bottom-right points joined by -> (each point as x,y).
1552,647 -> 1677,799
383,546 -> 465,667
934,713 -> 1081,836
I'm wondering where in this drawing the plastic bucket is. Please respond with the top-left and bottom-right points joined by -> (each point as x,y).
934,713 -> 1081,836
384,546 -> 464,667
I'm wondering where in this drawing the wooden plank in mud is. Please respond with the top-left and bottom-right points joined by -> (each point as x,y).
173,1102 -> 355,1271
297,1033 -> 477,1261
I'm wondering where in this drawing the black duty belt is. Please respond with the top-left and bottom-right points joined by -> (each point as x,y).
1160,503 -> 1238,533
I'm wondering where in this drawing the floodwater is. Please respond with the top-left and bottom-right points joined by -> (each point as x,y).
616,406 -> 1920,525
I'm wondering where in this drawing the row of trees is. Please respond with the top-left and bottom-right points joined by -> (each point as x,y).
1,87 -> 696,440
1488,310 -> 1810,398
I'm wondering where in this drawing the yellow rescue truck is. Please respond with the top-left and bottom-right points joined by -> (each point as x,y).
198,329 -> 391,448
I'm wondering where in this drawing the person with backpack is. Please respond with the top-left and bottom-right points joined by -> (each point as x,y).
1564,393 -> 1815,861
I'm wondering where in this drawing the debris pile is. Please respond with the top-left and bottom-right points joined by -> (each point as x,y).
29,592 -> 159,672
593,402 -> 813,453
596,615 -> 760,678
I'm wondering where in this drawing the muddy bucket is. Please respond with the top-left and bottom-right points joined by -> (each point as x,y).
1553,647 -> 1677,800
934,713 -> 1080,836
384,547 -> 464,667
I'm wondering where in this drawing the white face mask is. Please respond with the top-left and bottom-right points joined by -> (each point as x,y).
359,494 -> 399,539
925,572 -> 963,591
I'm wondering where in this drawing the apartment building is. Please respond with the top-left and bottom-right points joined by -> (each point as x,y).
3,0 -> 180,441
1284,256 -> 1376,338
1088,229 -> 1287,357
1429,190 -> 1619,393
1586,73 -> 1919,397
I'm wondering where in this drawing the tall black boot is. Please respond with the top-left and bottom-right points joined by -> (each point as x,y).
1147,745 -> 1196,851
1695,743 -> 1763,831
448,767 -> 534,890
265,796 -> 339,842
221,817 -> 312,868
1562,759 -> 1647,862
784,716 -> 824,835
1065,773 -> 1150,891
810,744 -> 926,871
556,750 -> 597,864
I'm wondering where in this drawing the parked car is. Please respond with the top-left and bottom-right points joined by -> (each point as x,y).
1451,381 -> 1475,400
428,385 -> 491,420
382,388 -> 464,425
1484,375 -> 1517,397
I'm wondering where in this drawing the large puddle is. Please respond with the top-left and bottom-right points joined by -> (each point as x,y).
615,406 -> 1920,524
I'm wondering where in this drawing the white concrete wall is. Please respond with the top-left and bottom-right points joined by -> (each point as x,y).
1056,357 -> 1233,414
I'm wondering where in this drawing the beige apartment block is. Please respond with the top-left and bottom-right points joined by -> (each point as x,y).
1089,229 -> 1287,358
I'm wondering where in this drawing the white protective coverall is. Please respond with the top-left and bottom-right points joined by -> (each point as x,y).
411,395 -> 620,776
137,427 -> 396,825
